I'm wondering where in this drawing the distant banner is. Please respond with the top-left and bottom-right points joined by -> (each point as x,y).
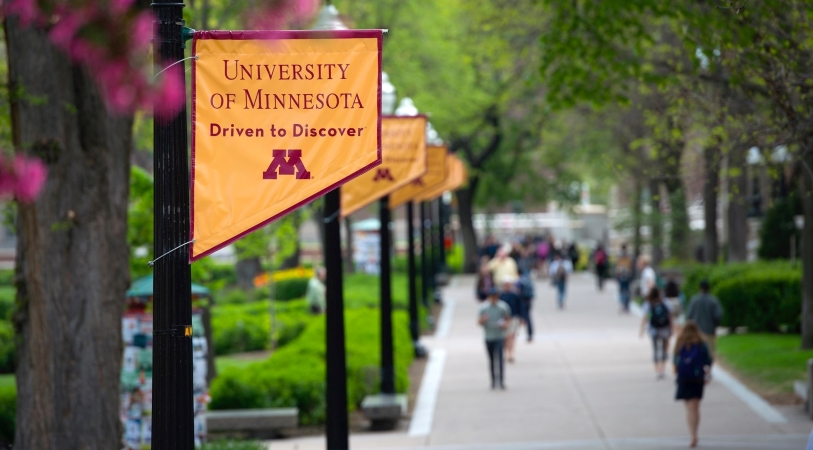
341,116 -> 427,217
389,145 -> 447,209
415,154 -> 467,202
191,30 -> 383,260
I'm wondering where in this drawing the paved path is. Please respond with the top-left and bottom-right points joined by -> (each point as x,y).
269,273 -> 812,449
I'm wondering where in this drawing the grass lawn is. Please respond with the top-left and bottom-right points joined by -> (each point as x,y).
717,333 -> 813,398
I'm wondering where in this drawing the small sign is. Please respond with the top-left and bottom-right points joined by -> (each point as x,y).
389,145 -> 447,209
191,30 -> 383,260
341,116 -> 427,217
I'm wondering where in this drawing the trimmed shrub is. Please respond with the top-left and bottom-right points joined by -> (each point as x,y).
678,261 -> 801,333
212,302 -> 270,355
0,272 -> 13,287
715,270 -> 801,332
0,288 -> 15,321
273,277 -> 309,301
446,244 -> 464,274
0,385 -> 14,445
218,289 -> 249,305
0,323 -> 13,374
201,441 -> 266,450
210,308 -> 414,425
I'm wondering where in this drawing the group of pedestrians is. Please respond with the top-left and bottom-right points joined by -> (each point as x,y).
478,235 -> 726,447
639,271 -> 724,448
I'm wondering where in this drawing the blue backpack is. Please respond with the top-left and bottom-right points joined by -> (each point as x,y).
677,344 -> 705,381
518,276 -> 534,301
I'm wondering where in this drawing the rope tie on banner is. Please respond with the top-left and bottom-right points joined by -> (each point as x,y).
148,239 -> 196,267
153,55 -> 198,80
323,210 -> 341,224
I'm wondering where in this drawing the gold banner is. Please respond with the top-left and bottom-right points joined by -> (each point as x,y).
190,30 -> 382,260
415,154 -> 467,202
389,145 -> 447,209
341,116 -> 427,217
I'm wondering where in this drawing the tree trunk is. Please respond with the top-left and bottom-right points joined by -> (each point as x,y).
310,203 -> 325,263
343,216 -> 354,274
703,145 -> 720,263
801,143 -> 813,348
649,179 -> 664,267
7,19 -> 132,449
235,257 -> 261,291
727,146 -> 749,262
633,179 -> 643,257
456,176 -> 480,274
665,179 -> 690,261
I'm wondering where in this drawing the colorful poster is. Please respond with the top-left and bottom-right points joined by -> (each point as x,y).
341,116 -> 427,217
389,145 -> 447,209
191,30 -> 383,260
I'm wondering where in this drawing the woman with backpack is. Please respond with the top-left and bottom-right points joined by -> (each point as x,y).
674,321 -> 712,448
639,287 -> 673,379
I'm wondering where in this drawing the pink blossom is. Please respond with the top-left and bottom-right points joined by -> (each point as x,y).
152,63 -> 186,119
129,11 -> 154,51
48,9 -> 86,53
12,155 -> 47,203
109,0 -> 135,15
3,0 -> 40,25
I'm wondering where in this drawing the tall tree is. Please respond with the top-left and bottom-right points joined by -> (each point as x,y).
7,19 -> 132,449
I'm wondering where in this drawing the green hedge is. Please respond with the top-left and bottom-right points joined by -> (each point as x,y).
211,300 -> 313,355
680,261 -> 801,333
210,308 -> 413,425
0,385 -> 14,445
0,323 -> 13,375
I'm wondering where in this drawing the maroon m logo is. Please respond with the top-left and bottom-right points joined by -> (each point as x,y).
263,149 -> 310,180
372,168 -> 395,182
411,177 -> 424,186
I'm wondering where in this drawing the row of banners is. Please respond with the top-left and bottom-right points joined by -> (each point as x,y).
190,30 -> 466,260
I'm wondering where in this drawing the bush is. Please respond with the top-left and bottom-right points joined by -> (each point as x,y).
715,270 -> 801,332
218,289 -> 249,305
273,277 -> 310,301
210,308 -> 414,425
210,263 -> 238,288
0,272 -> 13,287
679,261 -> 801,333
0,323 -> 13,374
0,288 -> 15,321
446,244 -> 464,274
758,194 -> 800,260
201,440 -> 266,450
212,302 -> 270,355
0,385 -> 14,445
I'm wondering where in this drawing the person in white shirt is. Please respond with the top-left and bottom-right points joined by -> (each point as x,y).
638,255 -> 656,299
549,252 -> 573,309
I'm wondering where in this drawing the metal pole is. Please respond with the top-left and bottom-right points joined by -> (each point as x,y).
407,202 -> 419,344
420,202 -> 430,307
437,198 -> 446,272
324,188 -> 349,449
428,201 -> 438,302
379,197 -> 395,394
421,202 -> 435,308
152,1 -> 193,448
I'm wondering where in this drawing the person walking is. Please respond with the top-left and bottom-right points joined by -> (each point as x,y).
674,321 -> 713,448
686,280 -> 724,359
475,262 -> 494,302
518,273 -> 535,342
536,236 -> 551,279
640,287 -> 673,379
615,244 -> 634,313
488,243 -> 519,284
478,288 -> 511,389
549,252 -> 573,310
637,255 -> 656,300
499,279 -> 523,362
306,267 -> 326,314
567,242 -> 580,271
664,278 -> 684,333
593,244 -> 609,291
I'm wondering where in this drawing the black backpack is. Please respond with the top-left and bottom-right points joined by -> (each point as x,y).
649,302 -> 671,328
677,344 -> 705,381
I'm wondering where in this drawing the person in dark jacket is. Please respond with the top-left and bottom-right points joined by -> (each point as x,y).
674,321 -> 712,448
499,279 -> 523,363
686,280 -> 724,359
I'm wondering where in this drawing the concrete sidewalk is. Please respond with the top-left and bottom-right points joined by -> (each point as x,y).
268,273 -> 813,449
